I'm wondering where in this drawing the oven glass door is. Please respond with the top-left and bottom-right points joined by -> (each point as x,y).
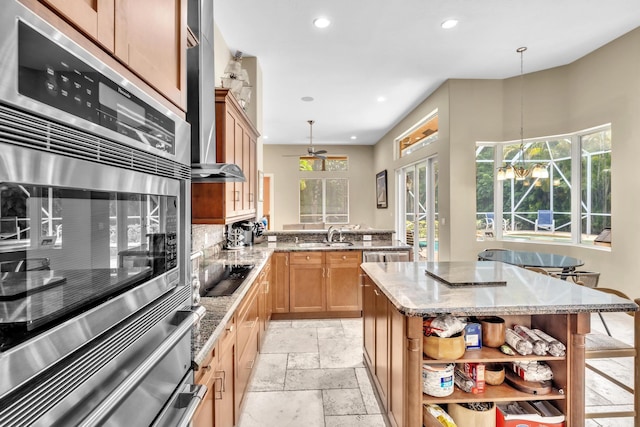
0,183 -> 178,351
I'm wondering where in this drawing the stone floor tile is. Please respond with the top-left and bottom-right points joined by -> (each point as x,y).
322,388 -> 367,416
318,326 -> 346,339
260,327 -> 318,353
355,367 -> 382,414
319,337 -> 364,369
287,352 -> 320,370
238,390 -> 324,427
324,414 -> 388,427
268,320 -> 292,329
249,353 -> 287,391
291,319 -> 343,328
285,368 -> 358,390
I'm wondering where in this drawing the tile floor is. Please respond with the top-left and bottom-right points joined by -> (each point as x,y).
237,318 -> 387,427
238,313 -> 635,427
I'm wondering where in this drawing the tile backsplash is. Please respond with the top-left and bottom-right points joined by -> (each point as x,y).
191,224 -> 225,254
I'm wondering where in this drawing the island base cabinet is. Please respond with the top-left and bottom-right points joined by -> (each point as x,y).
362,273 -> 585,427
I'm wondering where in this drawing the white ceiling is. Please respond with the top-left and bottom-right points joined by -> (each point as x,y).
214,0 -> 640,147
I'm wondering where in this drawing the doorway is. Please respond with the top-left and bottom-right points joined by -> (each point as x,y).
397,158 -> 438,261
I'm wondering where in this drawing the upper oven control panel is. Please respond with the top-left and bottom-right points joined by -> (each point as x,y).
17,21 -> 176,155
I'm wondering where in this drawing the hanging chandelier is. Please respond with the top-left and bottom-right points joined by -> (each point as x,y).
497,47 -> 548,181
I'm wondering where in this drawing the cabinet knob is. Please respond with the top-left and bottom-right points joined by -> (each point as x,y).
226,324 -> 234,333
342,255 -> 346,260
306,255 -> 310,260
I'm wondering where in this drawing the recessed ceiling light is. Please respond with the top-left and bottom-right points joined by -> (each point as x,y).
350,136 -> 357,140
441,19 -> 458,29
313,17 -> 331,28
263,135 -> 269,140
301,96 -> 314,102
377,96 -> 386,102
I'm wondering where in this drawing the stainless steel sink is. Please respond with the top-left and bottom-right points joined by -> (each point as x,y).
296,242 -> 328,248
327,242 -> 354,247
296,241 -> 354,248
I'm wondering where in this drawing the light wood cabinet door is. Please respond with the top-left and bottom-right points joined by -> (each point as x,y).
192,89 -> 259,224
193,344 -> 217,427
290,252 -> 325,312
272,253 -> 290,313
389,303 -> 405,427
39,0 -> 115,51
114,0 -> 187,109
214,342 -> 235,427
362,275 -> 376,369
374,285 -> 389,404
326,251 -> 361,311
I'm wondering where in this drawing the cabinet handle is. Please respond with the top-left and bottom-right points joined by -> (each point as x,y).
226,324 -> 234,333
234,190 -> 240,202
249,193 -> 254,202
285,256 -> 288,266
202,364 -> 212,372
247,359 -> 255,370
265,281 -> 270,294
374,289 -> 380,296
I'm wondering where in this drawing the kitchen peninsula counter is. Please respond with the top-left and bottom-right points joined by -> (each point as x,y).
359,260 -> 637,426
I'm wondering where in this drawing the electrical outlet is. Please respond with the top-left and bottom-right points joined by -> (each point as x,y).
204,270 -> 208,283
204,233 -> 209,246
363,234 -> 372,241
268,236 -> 277,242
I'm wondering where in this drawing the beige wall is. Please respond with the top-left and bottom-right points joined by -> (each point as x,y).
371,27 -> 640,298
263,145 -> 375,230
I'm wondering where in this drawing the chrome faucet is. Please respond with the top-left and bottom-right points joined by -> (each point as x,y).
327,225 -> 337,243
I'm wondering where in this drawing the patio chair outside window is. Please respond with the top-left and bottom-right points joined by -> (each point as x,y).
485,213 -> 509,231
535,210 -> 555,232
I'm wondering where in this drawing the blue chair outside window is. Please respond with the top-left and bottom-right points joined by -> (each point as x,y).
535,210 -> 555,232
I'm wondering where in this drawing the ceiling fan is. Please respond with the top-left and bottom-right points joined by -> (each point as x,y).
284,120 -> 328,159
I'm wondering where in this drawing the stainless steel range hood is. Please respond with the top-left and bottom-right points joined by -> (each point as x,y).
187,0 -> 245,183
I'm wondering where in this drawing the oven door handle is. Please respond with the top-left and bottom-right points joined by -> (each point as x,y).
173,384 -> 207,427
77,306 -> 204,427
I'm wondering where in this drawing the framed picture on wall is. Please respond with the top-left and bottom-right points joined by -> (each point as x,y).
376,170 -> 388,209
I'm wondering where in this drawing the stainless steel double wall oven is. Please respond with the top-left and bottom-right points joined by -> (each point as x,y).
0,2 -> 202,426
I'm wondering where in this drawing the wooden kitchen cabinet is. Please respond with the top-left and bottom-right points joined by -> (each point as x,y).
192,89 -> 259,224
289,252 -> 325,312
214,316 -> 236,427
272,250 -> 362,316
37,0 -> 187,109
193,343 -> 217,427
362,275 -> 376,370
326,251 -> 362,311
39,0 -> 115,51
272,253 -> 290,314
373,283 -> 389,405
234,280 -> 259,424
257,262 -> 272,349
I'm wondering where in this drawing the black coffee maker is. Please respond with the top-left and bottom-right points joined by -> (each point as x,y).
237,221 -> 255,246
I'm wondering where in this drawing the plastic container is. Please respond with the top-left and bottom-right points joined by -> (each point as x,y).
422,363 -> 454,397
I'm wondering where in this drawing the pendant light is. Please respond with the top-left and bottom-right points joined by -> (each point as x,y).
497,47 -> 549,180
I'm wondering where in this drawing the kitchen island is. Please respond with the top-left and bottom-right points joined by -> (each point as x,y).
360,261 -> 638,427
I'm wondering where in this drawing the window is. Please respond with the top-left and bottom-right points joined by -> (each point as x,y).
395,109 -> 438,158
299,178 -> 349,224
475,125 -> 611,246
299,156 -> 348,171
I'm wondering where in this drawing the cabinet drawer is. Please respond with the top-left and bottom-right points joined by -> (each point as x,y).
326,251 -> 360,265
219,315 -> 236,354
290,251 -> 323,265
195,343 -> 217,385
236,284 -> 260,357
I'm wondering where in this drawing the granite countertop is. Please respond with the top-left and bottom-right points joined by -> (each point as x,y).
261,240 -> 410,252
361,260 -> 639,317
192,240 -> 410,367
192,246 -> 273,367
